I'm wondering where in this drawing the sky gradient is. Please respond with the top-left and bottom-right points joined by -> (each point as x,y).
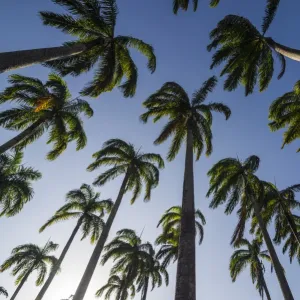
0,0 -> 300,299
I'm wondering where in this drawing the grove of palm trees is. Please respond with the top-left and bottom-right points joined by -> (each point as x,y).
0,0 -> 299,300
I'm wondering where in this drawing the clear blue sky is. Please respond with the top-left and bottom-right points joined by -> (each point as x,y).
0,1 -> 300,299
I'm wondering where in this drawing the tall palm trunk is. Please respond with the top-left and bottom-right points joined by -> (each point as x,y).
72,171 -> 130,300
0,119 -> 45,154
175,128 -> 196,300
283,209 -> 300,246
260,270 -> 272,300
251,197 -> 294,300
266,38 -> 300,61
10,267 -> 33,300
34,218 -> 83,300
0,44 -> 86,73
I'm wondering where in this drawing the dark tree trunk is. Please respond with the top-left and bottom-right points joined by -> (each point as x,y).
175,128 -> 196,300
0,44 -> 86,73
72,172 -> 130,300
284,210 -> 300,246
10,268 -> 32,300
266,38 -> 300,61
261,271 -> 272,300
0,119 -> 45,154
251,197 -> 294,300
34,218 -> 83,300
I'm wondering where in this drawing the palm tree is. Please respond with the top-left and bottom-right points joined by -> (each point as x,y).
72,139 -> 164,300
282,218 -> 300,264
141,76 -> 230,300
0,0 -> 156,98
0,151 -> 41,217
34,184 -> 113,300
95,275 -> 135,300
172,0 -> 224,13
207,3 -> 300,96
269,80 -> 300,152
230,239 -> 272,300
155,207 -> 205,268
0,74 -> 93,159
207,155 -> 294,300
0,241 -> 58,300
101,229 -> 154,284
0,287 -> 8,298
136,257 -> 169,300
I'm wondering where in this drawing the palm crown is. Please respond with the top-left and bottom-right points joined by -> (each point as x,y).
140,76 -> 231,161
0,151 -> 41,217
230,239 -> 271,299
0,241 -> 58,287
96,274 -> 136,300
269,80 -> 300,152
0,74 -> 93,160
40,0 -> 156,98
40,183 -> 113,243
87,139 -> 164,203
0,287 -> 8,298
207,11 -> 285,96
101,229 -> 154,281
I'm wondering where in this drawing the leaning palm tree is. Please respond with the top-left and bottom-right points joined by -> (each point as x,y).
101,229 -> 154,284
95,275 -> 135,300
0,74 -> 93,159
0,151 -> 41,217
136,256 -> 169,300
0,241 -> 58,300
141,76 -> 230,300
0,287 -> 8,298
269,80 -> 300,152
0,0 -> 156,98
230,239 -> 272,300
207,155 -> 294,300
207,2 -> 300,96
72,139 -> 164,300
35,184 -> 113,300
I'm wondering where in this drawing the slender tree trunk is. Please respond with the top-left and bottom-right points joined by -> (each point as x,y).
284,210 -> 300,246
175,128 -> 196,300
141,277 -> 149,300
266,38 -> 300,61
72,171 -> 130,300
34,219 -> 83,300
251,197 -> 294,300
261,271 -> 272,300
0,44 -> 86,73
0,119 -> 45,154
10,268 -> 33,300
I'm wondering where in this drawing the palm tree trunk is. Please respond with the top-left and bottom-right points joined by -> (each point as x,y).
34,218 -> 83,300
261,271 -> 272,300
284,210 -> 300,246
0,119 -> 45,154
0,44 -> 86,73
10,268 -> 33,300
266,38 -> 300,61
175,128 -> 196,300
141,278 -> 149,300
251,197 -> 294,300
72,171 -> 130,300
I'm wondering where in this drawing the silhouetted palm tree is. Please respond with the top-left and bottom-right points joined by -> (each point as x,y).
0,74 -> 93,159
230,239 -> 272,300
207,155 -> 294,300
0,151 -> 41,217
35,184 -> 113,300
0,0 -> 156,98
72,139 -> 164,300
0,241 -> 58,300
141,76 -> 230,300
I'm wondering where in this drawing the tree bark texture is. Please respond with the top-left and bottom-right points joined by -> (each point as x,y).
266,38 -> 300,61
175,128 -> 196,300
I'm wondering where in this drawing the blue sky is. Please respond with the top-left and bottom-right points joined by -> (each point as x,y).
0,0 -> 300,299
